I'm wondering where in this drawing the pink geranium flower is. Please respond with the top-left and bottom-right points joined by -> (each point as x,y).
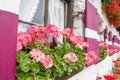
45,24 -> 60,38
99,40 -> 108,50
41,55 -> 53,68
17,32 -> 32,47
17,32 -> 25,40
28,25 -> 41,35
26,33 -> 32,43
107,49 -> 113,55
39,38 -> 50,45
85,53 -> 94,66
22,37 -> 29,47
61,28 -> 75,38
30,48 -> 45,62
28,25 -> 46,42
111,45 -> 120,53
112,59 -> 120,64
17,41 -> 23,51
63,52 -> 78,63
70,36 -> 83,46
85,51 -> 97,66
82,42 -> 89,47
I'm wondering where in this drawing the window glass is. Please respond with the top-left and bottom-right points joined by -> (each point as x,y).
48,0 -> 65,42
18,0 -> 45,32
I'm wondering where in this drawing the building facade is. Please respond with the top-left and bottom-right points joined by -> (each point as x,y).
0,0 -> 120,80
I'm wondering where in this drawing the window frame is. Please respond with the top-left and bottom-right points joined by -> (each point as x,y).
19,0 -> 48,26
61,0 -> 74,28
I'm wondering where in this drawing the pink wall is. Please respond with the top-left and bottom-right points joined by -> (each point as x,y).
84,0 -> 100,66
0,10 -> 18,80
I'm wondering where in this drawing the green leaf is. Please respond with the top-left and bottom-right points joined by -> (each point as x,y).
67,67 -> 72,75
16,50 -> 26,63
20,64 -> 30,73
100,46 -> 107,60
23,73 -> 34,80
20,55 -> 31,72
37,75 -> 44,80
30,62 -> 40,73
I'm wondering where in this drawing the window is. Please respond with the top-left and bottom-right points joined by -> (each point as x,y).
19,0 -> 45,24
47,0 -> 73,42
18,0 -> 73,32
18,0 -> 47,32
47,0 -> 73,29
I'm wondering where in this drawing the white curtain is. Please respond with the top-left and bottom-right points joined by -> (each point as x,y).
18,0 -> 40,32
19,0 -> 40,21
48,0 -> 64,42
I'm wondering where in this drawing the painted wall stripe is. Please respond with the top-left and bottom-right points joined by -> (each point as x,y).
114,43 -> 120,46
0,9 -> 18,80
84,0 -> 100,65
85,28 -> 99,40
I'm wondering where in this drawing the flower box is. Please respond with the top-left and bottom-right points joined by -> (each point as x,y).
16,24 -> 89,80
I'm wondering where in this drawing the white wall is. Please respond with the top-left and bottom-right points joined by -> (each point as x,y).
0,0 -> 20,14
69,0 -> 120,80
73,0 -> 85,36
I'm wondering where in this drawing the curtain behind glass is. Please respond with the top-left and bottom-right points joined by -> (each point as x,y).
18,0 -> 45,32
48,0 -> 64,42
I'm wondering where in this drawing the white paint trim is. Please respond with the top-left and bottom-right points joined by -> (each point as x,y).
108,41 -> 112,45
85,28 -> 99,40
0,0 -> 20,14
106,39 -> 109,43
88,0 -> 97,9
114,43 -> 120,46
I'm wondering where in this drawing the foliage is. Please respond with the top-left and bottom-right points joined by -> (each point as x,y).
98,40 -> 120,58
16,24 -> 86,80
99,41 -> 107,60
112,58 -> 120,80
100,46 -> 107,60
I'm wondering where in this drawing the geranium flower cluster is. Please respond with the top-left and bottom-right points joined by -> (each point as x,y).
99,40 -> 120,55
113,59 -> 120,64
104,75 -> 116,80
17,32 -> 32,51
16,24 -> 87,79
61,28 -> 89,47
99,40 -> 108,50
30,48 -> 53,68
17,25 -> 51,51
17,24 -> 89,69
17,25 -> 88,51
97,75 -> 116,80
107,45 -> 120,55
85,51 -> 97,66
102,0 -> 120,27
63,52 -> 78,63
112,57 -> 120,79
